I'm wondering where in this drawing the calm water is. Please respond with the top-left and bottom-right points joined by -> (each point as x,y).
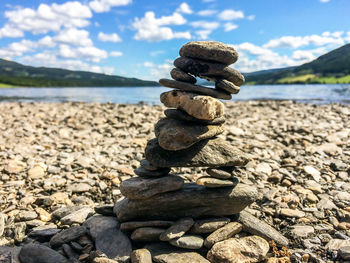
0,84 -> 349,104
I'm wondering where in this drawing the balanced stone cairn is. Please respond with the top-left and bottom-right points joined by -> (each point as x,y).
113,42 -> 287,262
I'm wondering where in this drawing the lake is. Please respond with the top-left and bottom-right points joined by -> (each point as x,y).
0,84 -> 349,104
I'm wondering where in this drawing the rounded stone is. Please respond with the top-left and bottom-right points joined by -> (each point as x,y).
159,78 -> 231,100
196,177 -> 239,188
179,41 -> 238,65
206,168 -> 232,179
164,109 -> 225,125
170,68 -> 196,84
169,235 -> 204,249
215,79 -> 240,94
134,166 -> 170,177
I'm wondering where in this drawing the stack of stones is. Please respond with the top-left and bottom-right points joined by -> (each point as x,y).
114,41 -> 263,262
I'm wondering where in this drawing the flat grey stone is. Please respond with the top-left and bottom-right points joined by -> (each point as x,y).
28,228 -> 61,242
238,210 -> 289,247
114,183 -> 258,222
94,204 -> 114,216
215,79 -> 240,94
52,206 -> 87,220
146,243 -> 210,263
83,215 -> 119,240
174,57 -> 244,86
204,222 -> 243,248
134,166 -> 171,177
159,78 -> 231,100
60,207 -> 93,225
131,227 -> 164,242
206,168 -> 232,179
170,68 -> 196,84
140,159 -> 159,171
190,217 -> 230,234
95,226 -> 132,262
159,218 -> 194,241
120,175 -> 184,200
169,235 -> 204,249
155,118 -> 224,151
19,243 -> 68,263
120,220 -> 174,231
179,41 -> 238,65
50,226 -> 86,248
164,109 -> 225,125
196,177 -> 239,188
145,137 -> 250,168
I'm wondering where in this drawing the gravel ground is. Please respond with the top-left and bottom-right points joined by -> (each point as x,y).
0,100 -> 349,262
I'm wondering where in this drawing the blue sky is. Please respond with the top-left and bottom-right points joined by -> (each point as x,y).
0,0 -> 349,80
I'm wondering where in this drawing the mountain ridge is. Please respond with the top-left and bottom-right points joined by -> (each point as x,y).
244,44 -> 350,84
0,58 -> 159,87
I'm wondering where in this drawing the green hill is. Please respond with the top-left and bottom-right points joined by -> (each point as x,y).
0,59 -> 158,87
244,44 -> 350,84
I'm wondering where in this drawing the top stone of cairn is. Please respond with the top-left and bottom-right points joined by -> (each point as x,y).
179,41 -> 238,65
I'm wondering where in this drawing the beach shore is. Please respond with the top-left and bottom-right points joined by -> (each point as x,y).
0,100 -> 349,260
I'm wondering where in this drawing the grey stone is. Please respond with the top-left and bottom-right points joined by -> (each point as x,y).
0,246 -> 20,263
146,243 -> 210,263
339,246 -> 350,260
29,228 -> 61,242
290,225 -> 315,238
215,79 -> 240,94
50,226 -> 86,248
179,41 -> 238,65
204,222 -> 243,248
114,183 -> 258,222
170,68 -> 196,84
19,243 -> 68,263
160,218 -> 194,241
120,175 -> 184,200
164,109 -> 225,125
155,118 -> 224,151
95,227 -> 132,262
191,217 -> 230,234
206,168 -> 232,179
196,177 -> 239,188
145,137 -> 250,168
60,207 -> 93,225
174,57 -> 244,86
134,166 -> 171,177
83,215 -> 119,240
95,205 -> 114,216
161,90 -> 224,120
169,235 -> 204,249
121,220 -> 174,231
238,210 -> 289,247
52,206 -> 87,219
159,78 -> 231,100
140,159 -> 159,171
131,227 -> 164,242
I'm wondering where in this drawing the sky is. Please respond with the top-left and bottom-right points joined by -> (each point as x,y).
0,0 -> 349,80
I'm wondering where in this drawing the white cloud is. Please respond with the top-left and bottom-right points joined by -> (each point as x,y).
132,11 -> 191,42
190,21 -> 220,30
21,52 -> 114,74
150,50 -> 165,56
320,0 -> 330,2
110,51 -> 123,56
143,60 -> 173,79
247,15 -> 255,21
218,9 -> 244,20
190,21 -> 219,40
58,44 -> 108,62
54,28 -> 93,46
224,22 -> 238,32
89,0 -> 132,13
0,2 -> 92,38
197,9 -> 217,16
263,33 -> 345,49
176,2 -> 193,14
37,36 -> 56,47
98,32 -> 122,42
291,48 -> 326,61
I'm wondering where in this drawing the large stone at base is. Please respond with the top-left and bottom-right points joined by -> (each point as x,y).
114,183 -> 258,222
145,137 -> 249,168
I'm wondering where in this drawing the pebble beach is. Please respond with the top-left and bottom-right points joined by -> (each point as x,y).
0,100 -> 350,262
